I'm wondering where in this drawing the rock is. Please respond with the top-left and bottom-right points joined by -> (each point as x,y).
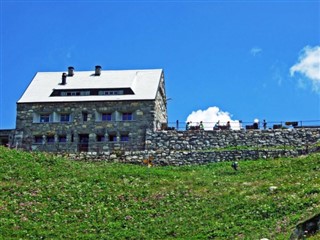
269,186 -> 278,192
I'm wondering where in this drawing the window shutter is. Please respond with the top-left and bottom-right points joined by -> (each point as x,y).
95,111 -> 101,121
33,113 -> 40,123
115,111 -> 120,121
53,112 -> 59,122
69,113 -> 73,122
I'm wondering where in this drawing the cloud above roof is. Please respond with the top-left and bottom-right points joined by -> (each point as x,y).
186,106 -> 240,130
290,45 -> 320,93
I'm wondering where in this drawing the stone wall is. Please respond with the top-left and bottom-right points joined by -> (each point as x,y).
67,148 -> 315,166
15,100 -> 161,151
67,128 -> 320,165
145,128 -> 320,151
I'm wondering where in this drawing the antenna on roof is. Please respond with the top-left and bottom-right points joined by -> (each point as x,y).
95,65 -> 101,76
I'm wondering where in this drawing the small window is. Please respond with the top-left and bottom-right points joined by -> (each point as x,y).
109,135 -> 117,142
40,114 -> 50,123
60,114 -> 70,122
81,91 -> 90,96
120,135 -> 129,142
122,113 -> 133,121
34,136 -> 43,144
102,113 -> 112,121
96,135 -> 105,142
66,92 -> 80,96
61,91 -> 89,96
47,136 -> 55,144
82,112 -> 88,122
98,90 -> 123,95
58,135 -> 67,143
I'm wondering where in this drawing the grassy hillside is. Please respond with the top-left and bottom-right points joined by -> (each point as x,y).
0,146 -> 319,239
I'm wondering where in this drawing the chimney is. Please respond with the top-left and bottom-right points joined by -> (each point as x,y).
61,73 -> 67,85
68,66 -> 74,76
95,65 -> 101,76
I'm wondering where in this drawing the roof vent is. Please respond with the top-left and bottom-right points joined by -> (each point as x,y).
61,73 -> 67,85
68,66 -> 74,76
95,65 -> 101,76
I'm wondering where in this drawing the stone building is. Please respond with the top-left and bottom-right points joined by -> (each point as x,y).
15,66 -> 168,152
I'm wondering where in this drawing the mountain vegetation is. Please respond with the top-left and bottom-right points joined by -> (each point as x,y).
0,146 -> 319,239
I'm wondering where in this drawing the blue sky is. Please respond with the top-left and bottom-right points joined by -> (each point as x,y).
1,0 -> 319,129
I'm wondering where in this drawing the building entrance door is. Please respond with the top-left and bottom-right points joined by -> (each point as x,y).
78,134 -> 89,152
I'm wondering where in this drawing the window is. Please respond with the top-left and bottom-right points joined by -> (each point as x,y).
33,113 -> 52,123
58,135 -> 67,143
122,113 -> 133,121
40,114 -> 50,123
47,135 -> 55,144
60,91 -> 90,96
51,88 -> 132,97
60,114 -> 70,122
109,135 -> 117,142
81,91 -> 90,96
120,135 -> 129,142
66,92 -> 80,96
96,135 -> 105,142
102,113 -> 112,121
82,112 -> 88,122
34,136 -> 43,144
98,90 -> 124,95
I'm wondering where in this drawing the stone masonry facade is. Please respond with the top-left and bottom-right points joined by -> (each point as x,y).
15,95 -> 167,152
12,67 -> 168,153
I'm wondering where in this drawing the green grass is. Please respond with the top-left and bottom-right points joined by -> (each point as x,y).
0,146 -> 320,239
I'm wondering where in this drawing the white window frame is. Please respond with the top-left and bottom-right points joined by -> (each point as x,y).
33,113 -> 53,123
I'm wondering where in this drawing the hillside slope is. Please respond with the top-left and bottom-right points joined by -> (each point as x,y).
0,146 -> 319,239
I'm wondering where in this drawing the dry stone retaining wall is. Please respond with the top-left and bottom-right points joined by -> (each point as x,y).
145,128 -> 319,151
68,128 -> 320,165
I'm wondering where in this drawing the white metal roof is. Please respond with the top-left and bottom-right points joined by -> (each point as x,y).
17,69 -> 163,103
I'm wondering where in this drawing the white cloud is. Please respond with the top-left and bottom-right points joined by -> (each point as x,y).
250,47 -> 262,56
186,106 -> 241,130
290,45 -> 320,92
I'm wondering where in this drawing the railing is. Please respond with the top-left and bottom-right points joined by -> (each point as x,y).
164,120 -> 320,131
